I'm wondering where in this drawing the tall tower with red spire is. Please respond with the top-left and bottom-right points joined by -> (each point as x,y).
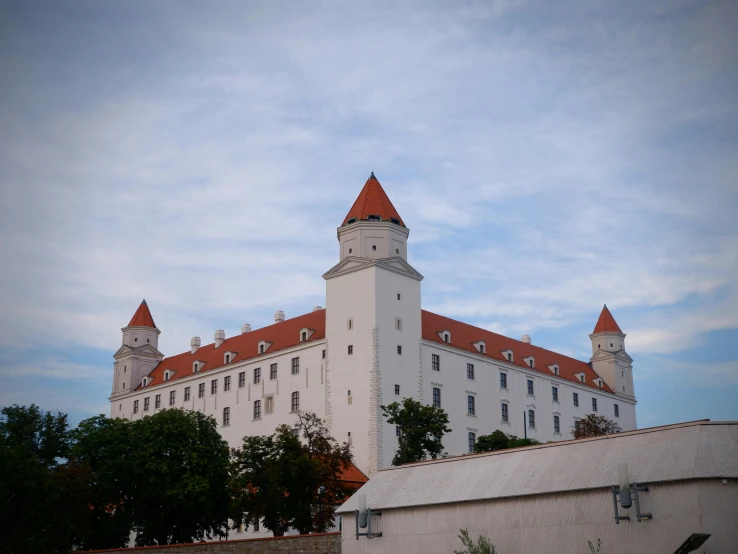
323,173 -> 424,475
111,300 -> 164,397
589,305 -> 635,400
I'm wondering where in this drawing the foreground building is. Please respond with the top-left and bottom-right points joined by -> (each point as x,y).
110,174 -> 637,480
338,420 -> 738,554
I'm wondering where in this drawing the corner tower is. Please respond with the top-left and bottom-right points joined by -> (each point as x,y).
589,305 -> 635,399
111,300 -> 164,400
324,174 -> 423,476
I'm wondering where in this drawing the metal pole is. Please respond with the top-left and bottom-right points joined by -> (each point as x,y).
524,411 -> 527,439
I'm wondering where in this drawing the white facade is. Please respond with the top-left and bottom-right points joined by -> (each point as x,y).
109,175 -> 637,486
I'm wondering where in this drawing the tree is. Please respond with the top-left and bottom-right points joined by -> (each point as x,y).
0,404 -> 77,554
230,412 -> 354,536
474,430 -> 539,453
128,409 -> 231,545
68,415 -> 136,550
381,398 -> 451,465
454,528 -> 496,554
572,414 -> 621,439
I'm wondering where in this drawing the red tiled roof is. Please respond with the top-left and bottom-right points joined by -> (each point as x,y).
128,300 -> 156,328
137,310 -> 326,390
593,305 -> 622,334
342,173 -> 405,227
421,310 -> 613,393
338,463 -> 368,486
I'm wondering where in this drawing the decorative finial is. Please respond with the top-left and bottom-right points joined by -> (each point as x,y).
370,171 -> 376,179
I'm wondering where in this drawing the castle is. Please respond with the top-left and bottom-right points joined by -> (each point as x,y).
110,174 -> 637,478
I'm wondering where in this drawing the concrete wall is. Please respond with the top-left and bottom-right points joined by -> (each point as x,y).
340,479 -> 738,554
85,533 -> 340,554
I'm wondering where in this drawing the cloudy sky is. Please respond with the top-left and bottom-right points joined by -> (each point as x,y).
1,0 -> 736,427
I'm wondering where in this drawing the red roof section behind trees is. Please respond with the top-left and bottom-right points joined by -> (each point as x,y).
421,310 -> 613,393
592,305 -> 622,334
342,173 -> 405,226
128,300 -> 156,328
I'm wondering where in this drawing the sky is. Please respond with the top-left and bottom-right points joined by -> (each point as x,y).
1,0 -> 736,428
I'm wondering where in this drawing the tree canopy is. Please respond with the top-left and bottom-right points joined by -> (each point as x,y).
230,411 -> 354,536
474,430 -> 540,453
381,398 -> 451,465
572,414 -> 621,439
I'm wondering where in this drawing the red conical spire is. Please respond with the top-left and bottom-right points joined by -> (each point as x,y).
593,304 -> 622,334
128,299 -> 156,328
342,173 -> 405,227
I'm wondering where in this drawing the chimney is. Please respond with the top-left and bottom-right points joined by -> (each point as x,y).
214,329 -> 225,348
274,310 -> 285,323
522,334 -> 531,344
191,336 -> 201,354
241,323 -> 252,334
313,305 -> 323,312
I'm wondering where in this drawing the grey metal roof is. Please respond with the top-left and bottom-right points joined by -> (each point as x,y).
337,421 -> 738,513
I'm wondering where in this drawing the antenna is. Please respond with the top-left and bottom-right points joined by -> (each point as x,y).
618,463 -> 632,508
358,493 -> 367,529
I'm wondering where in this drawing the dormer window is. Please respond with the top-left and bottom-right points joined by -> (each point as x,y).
225,354 -> 230,363
367,214 -> 381,221
299,328 -> 315,342
437,330 -> 451,344
501,349 -> 513,362
223,351 -> 236,365
548,364 -> 559,376
164,370 -> 174,381
390,217 -> 400,225
347,217 -> 357,224
523,356 -> 535,368
257,340 -> 272,355
301,331 -> 307,341
473,341 -> 486,354
575,372 -> 585,383
193,361 -> 203,373
142,377 -> 149,387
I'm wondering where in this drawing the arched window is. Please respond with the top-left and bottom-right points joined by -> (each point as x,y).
291,391 -> 300,412
528,409 -> 535,429
553,415 -> 560,434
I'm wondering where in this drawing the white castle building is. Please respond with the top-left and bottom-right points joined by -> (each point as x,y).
110,174 -> 637,479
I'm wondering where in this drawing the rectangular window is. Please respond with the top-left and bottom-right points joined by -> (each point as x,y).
347,318 -> 353,330
395,318 -> 402,331
238,372 -> 245,388
224,375 -> 231,392
527,379 -> 534,395
554,415 -> 560,434
500,372 -> 507,389
592,398 -> 598,412
394,384 -> 400,395
614,403 -> 620,417
501,403 -> 508,423
397,345 -> 402,355
528,409 -> 535,428
184,387 -> 191,401
265,396 -> 274,414
552,386 -> 559,402
133,400 -> 139,414
270,363 -> 278,380
432,387 -> 441,408
211,379 -> 217,395
467,363 -> 475,380
291,391 -> 300,412
254,519 -> 259,532
348,345 -> 353,355
573,392 -> 579,407
223,407 -> 230,426
322,350 -> 326,359
198,383 -> 205,398
432,354 -> 440,371
169,390 -> 176,406
291,357 -> 300,375
468,431 -> 476,453
467,395 -> 475,416
155,394 -> 161,409
253,400 -> 261,420
144,397 -> 150,412
254,367 -> 261,384
396,425 -> 401,437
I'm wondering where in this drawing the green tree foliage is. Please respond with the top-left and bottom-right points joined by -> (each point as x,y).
230,411 -> 354,536
454,528 -> 497,554
128,409 -> 231,545
381,398 -> 451,465
474,430 -> 540,453
572,414 -> 621,439
0,404 -> 77,554
68,415 -> 136,549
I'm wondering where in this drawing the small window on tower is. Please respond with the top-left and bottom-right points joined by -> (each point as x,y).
368,215 -> 381,221
390,217 -> 400,225
372,245 -> 377,251
347,218 -> 357,224
397,293 -> 401,300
